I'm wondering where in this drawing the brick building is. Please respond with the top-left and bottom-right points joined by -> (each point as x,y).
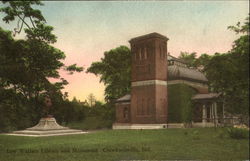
113,33 -> 222,129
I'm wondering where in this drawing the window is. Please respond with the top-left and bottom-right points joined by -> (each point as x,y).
123,107 -> 128,119
159,45 -> 162,58
142,48 -> 145,59
139,48 -> 142,60
148,64 -> 151,73
144,47 -> 147,59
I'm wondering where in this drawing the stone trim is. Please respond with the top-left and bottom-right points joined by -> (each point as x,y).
132,80 -> 167,87
113,123 -> 168,129
167,80 -> 208,89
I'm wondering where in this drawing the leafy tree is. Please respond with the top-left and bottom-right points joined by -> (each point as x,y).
0,0 -> 84,131
178,52 -> 212,70
0,1 -> 83,99
194,53 -> 212,71
87,93 -> 96,107
178,51 -> 197,67
204,16 -> 249,117
87,46 -> 131,102
176,17 -> 249,121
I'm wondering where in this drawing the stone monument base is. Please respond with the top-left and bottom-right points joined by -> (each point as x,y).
8,117 -> 86,137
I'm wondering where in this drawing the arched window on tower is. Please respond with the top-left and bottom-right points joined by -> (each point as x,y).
159,45 -> 162,58
144,47 -> 147,59
160,45 -> 164,60
142,48 -> 145,60
139,48 -> 142,60
148,64 -> 151,73
146,47 -> 150,59
163,46 -> 165,59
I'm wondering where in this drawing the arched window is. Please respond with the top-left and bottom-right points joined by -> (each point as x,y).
163,46 -> 165,59
139,48 -> 142,60
144,47 -> 147,59
148,64 -> 151,73
123,107 -> 128,119
159,45 -> 162,58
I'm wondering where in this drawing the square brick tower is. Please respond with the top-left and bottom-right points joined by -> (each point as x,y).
129,33 -> 169,124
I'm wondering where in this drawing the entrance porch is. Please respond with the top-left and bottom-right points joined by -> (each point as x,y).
192,93 -> 223,127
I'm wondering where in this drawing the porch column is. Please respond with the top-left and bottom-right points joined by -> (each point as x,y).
202,104 -> 207,124
210,103 -> 213,121
211,103 -> 215,125
214,102 -> 218,126
208,104 -> 211,122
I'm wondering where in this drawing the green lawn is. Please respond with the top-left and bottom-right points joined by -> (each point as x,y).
0,128 -> 249,161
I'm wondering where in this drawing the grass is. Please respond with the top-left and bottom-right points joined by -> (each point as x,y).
0,128 -> 249,161
65,117 -> 112,130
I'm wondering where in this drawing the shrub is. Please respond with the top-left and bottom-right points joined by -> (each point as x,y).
168,84 -> 197,123
0,89 -> 41,132
227,127 -> 249,139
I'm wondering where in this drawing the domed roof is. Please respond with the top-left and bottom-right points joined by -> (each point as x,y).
168,65 -> 208,83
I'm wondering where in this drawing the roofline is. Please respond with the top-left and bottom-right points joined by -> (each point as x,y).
115,100 -> 130,103
191,93 -> 222,101
129,32 -> 169,43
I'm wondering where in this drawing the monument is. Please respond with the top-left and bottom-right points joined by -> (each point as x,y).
9,96 -> 86,137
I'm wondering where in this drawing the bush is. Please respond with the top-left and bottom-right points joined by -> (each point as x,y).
0,89 -> 41,132
66,102 -> 115,130
168,84 -> 197,123
227,127 -> 249,139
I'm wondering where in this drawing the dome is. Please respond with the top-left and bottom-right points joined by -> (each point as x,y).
168,65 -> 208,83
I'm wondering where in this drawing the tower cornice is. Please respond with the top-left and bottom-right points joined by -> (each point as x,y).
129,32 -> 169,43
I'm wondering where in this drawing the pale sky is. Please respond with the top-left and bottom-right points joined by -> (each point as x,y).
0,1 -> 249,102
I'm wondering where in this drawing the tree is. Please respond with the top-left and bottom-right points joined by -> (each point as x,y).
178,51 -> 197,67
204,16 -> 249,118
178,51 -> 212,70
0,1 -> 83,99
194,53 -> 212,71
87,46 -> 131,102
0,1 -> 84,131
176,17 -> 249,119
87,93 -> 96,107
